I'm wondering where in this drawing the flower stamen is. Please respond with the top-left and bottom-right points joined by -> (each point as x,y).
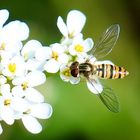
21,82 -> 28,90
0,42 -> 6,51
4,99 -> 11,106
62,67 -> 71,77
52,51 -> 58,60
8,63 -> 17,74
74,44 -> 84,52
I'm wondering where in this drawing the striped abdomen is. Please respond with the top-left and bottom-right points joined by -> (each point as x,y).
95,64 -> 129,79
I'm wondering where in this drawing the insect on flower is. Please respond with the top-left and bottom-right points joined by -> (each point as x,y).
70,24 -> 129,113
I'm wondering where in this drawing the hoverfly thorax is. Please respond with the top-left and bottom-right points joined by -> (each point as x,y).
79,62 -> 93,77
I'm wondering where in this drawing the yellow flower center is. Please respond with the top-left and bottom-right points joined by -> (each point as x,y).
0,42 -> 6,51
74,44 -> 84,52
21,82 -> 28,90
52,51 -> 58,60
62,67 -> 71,77
8,63 -> 17,74
4,99 -> 11,106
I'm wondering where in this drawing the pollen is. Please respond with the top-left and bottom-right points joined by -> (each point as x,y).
0,42 -> 6,50
21,82 -> 28,90
52,51 -> 58,60
4,99 -> 11,106
62,67 -> 71,77
74,44 -> 84,52
8,63 -> 17,74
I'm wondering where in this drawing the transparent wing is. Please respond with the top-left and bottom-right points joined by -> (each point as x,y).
91,24 -> 120,59
98,86 -> 120,113
87,78 -> 120,113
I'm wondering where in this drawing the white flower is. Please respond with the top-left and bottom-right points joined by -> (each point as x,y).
69,38 -> 94,56
12,71 -> 46,103
0,10 -> 29,54
1,55 -> 25,78
0,9 -> 53,135
44,43 -> 69,73
21,102 -> 52,134
57,10 -> 86,38
21,40 -> 47,71
60,64 -> 80,84
0,84 -> 28,125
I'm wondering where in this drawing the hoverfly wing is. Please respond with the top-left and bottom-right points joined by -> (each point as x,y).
87,78 -> 120,113
91,24 -> 120,59
98,86 -> 120,113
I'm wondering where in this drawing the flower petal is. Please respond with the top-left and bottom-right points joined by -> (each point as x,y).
25,59 -> 44,71
26,71 -> 46,87
2,20 -> 29,41
0,9 -> 9,28
88,55 -> 96,64
4,41 -> 23,55
11,97 -> 28,112
87,78 -> 103,94
58,54 -> 69,64
70,76 -> 80,84
51,43 -> 64,54
0,106 -> 14,125
60,73 -> 70,82
12,76 -> 25,86
21,40 -> 42,60
69,45 -> 76,56
22,115 -> 42,134
35,47 -> 52,61
0,124 -> 3,135
67,10 -> 86,36
0,75 -> 7,85
44,59 -> 60,73
31,103 -> 53,119
0,84 -> 10,96
83,38 -> 94,52
25,88 -> 44,103
57,16 -> 68,37
12,86 -> 25,97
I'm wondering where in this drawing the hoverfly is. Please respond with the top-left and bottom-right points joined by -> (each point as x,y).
70,24 -> 129,113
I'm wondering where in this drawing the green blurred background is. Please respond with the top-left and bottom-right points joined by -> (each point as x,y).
0,0 -> 140,140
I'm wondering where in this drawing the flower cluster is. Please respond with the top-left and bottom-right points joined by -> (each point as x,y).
44,10 -> 94,84
0,8 -> 122,134
0,9 -> 52,134
0,9 -> 96,134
